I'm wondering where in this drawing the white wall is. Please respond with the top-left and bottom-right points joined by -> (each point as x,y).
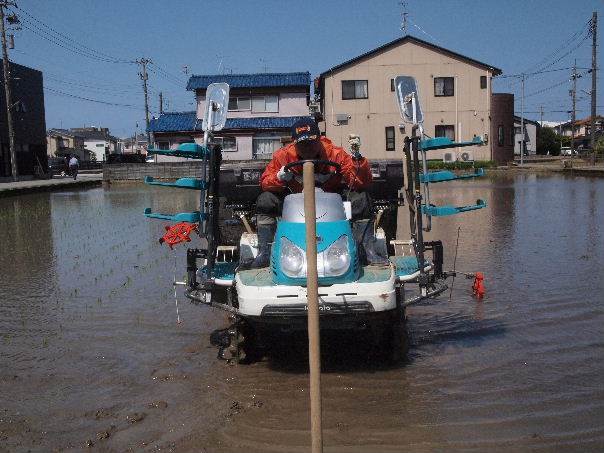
84,140 -> 107,161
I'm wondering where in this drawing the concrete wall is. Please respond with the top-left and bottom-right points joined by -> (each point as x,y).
320,40 -> 497,161
103,162 -> 204,181
84,140 -> 108,162
514,120 -> 538,155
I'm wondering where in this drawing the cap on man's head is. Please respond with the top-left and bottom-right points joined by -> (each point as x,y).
291,118 -> 320,143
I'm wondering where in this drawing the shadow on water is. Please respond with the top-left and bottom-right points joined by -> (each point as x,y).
408,312 -> 506,349
262,329 -> 411,374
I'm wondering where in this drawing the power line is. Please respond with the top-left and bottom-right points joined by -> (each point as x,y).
19,20 -> 134,64
44,86 -> 145,110
43,74 -> 155,96
522,69 -> 590,99
522,19 -> 591,75
13,6 -> 135,64
495,66 -> 574,79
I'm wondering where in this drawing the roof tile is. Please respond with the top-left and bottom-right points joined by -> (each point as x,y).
149,112 -> 311,133
186,72 -> 310,91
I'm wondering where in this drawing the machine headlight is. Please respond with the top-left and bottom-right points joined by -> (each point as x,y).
281,237 -> 305,278
322,235 -> 350,277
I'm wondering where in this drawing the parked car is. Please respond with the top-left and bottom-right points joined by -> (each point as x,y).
560,147 -> 577,156
48,157 -> 69,176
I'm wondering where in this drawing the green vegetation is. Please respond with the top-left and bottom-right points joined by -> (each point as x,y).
594,136 -> 604,157
426,160 -> 498,170
537,127 -> 561,155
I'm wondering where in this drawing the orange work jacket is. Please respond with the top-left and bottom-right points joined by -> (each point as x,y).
260,137 -> 372,193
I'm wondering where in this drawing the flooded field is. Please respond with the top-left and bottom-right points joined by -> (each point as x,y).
1,173 -> 603,452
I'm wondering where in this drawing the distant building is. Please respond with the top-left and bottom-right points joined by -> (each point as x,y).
513,116 -> 540,155
118,133 -> 148,154
541,121 -> 563,129
0,60 -> 47,179
149,72 -> 311,161
70,127 -> 117,162
47,129 -> 88,160
315,35 -> 514,163
559,115 -> 604,150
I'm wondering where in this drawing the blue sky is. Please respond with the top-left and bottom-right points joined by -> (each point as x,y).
9,0 -> 602,138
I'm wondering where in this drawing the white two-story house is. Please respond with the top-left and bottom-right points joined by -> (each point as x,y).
149,72 -> 311,161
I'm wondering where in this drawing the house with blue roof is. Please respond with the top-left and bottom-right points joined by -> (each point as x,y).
149,72 -> 312,161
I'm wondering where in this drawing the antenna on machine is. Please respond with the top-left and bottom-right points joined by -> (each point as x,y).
399,1 -> 408,34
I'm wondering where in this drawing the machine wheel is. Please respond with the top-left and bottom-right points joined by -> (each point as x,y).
372,312 -> 409,364
226,321 -> 262,365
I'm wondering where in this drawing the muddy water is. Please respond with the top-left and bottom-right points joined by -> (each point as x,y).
0,174 -> 603,452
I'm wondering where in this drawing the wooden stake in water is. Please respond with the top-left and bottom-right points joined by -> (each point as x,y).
303,162 -> 323,453
172,251 -> 181,324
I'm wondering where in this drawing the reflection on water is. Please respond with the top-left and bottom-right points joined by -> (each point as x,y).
0,174 -> 603,452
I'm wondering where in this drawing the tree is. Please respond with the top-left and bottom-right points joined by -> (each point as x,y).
537,127 -> 560,155
594,136 -> 604,157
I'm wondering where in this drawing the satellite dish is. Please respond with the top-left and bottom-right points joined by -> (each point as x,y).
202,83 -> 229,132
395,76 -> 423,126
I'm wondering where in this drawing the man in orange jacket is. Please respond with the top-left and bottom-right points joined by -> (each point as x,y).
249,117 -> 387,269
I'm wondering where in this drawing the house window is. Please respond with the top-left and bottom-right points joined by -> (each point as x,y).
253,136 -> 283,159
342,80 -> 368,100
480,76 -> 487,89
435,125 -> 455,140
157,141 -> 169,150
96,143 -> 104,147
228,97 -> 251,111
498,125 -> 504,146
385,127 -> 395,151
434,77 -> 454,97
390,78 -> 395,92
211,136 -> 237,152
252,95 -> 279,113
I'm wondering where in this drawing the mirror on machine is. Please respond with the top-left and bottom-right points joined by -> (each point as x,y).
395,76 -> 423,126
202,82 -> 230,131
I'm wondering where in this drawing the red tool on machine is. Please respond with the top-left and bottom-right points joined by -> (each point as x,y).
159,222 -> 198,249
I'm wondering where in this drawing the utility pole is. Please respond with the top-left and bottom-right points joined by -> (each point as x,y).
399,1 -> 408,34
520,73 -> 525,165
571,62 -> 577,167
0,1 -> 17,181
159,91 -> 163,114
137,58 -> 152,148
590,12 -> 597,162
540,105 -> 544,127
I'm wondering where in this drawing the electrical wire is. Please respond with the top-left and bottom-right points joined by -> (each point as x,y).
495,67 -> 574,79
521,19 -> 591,75
523,69 -> 591,99
44,87 -> 146,110
13,6 -> 135,64
19,21 -> 134,64
148,63 -> 188,87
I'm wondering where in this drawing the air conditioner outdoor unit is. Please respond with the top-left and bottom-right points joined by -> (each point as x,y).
459,150 -> 475,162
443,152 -> 456,163
335,113 -> 350,125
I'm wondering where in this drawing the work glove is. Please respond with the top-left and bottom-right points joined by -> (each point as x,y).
277,166 -> 293,182
348,134 -> 362,159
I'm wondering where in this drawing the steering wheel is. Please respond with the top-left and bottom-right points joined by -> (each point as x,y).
283,160 -> 342,187
284,159 -> 341,173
